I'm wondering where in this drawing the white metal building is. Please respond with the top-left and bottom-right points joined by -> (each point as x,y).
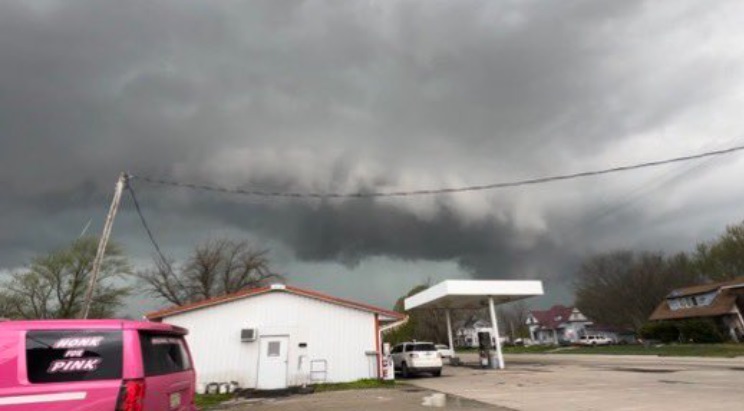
146,284 -> 404,390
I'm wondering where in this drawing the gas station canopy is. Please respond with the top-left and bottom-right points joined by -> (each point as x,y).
404,279 -> 544,370
404,280 -> 544,311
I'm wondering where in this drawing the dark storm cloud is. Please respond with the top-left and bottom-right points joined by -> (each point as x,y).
125,188 -> 580,299
3,0 -> 744,311
0,0 -> 650,190
192,196 -> 519,265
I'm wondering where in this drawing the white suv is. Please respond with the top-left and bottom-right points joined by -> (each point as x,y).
578,335 -> 613,346
390,342 -> 443,377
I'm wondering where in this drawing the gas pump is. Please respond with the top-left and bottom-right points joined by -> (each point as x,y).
477,331 -> 492,368
381,343 -> 395,381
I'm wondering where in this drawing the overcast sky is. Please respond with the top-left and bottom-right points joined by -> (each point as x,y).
2,0 -> 744,317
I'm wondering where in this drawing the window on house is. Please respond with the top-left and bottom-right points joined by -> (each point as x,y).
693,293 -> 714,307
677,298 -> 693,308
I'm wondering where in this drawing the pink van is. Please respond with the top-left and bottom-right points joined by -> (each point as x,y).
0,320 -> 197,411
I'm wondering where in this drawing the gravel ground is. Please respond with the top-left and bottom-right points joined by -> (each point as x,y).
406,354 -> 744,411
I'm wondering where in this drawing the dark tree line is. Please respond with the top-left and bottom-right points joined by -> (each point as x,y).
575,220 -> 744,331
574,251 -> 699,330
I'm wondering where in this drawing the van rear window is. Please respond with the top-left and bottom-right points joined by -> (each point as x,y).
26,330 -> 123,383
139,333 -> 191,376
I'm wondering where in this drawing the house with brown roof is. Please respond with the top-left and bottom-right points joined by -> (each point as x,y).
526,305 -> 591,344
526,305 -> 635,345
649,277 -> 744,342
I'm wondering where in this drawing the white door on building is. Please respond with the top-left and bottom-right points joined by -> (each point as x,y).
257,336 -> 289,390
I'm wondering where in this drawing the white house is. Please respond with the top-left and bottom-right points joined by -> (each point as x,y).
455,319 -> 510,348
146,284 -> 404,390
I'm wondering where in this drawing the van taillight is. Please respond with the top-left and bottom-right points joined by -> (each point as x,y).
190,376 -> 197,406
116,379 -> 146,411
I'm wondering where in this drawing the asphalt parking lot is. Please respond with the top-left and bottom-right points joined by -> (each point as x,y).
218,387 -> 508,411
406,353 -> 744,411
215,353 -> 744,411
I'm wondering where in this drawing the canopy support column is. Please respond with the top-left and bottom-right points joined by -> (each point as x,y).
445,309 -> 455,362
488,297 -> 505,369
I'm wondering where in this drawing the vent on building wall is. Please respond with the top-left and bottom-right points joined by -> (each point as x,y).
241,328 -> 257,342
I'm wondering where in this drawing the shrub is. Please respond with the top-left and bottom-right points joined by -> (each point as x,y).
639,321 -> 679,343
677,319 -> 725,343
640,319 -> 726,344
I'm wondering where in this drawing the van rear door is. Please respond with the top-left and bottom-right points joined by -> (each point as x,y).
138,332 -> 195,411
2,330 -> 124,411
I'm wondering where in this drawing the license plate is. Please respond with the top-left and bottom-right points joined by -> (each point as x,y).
170,392 -> 181,408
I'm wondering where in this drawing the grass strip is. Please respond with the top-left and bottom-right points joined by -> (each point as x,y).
313,378 -> 396,392
195,393 -> 233,409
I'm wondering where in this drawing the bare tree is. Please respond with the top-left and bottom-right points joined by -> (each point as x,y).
385,283 -> 478,346
138,238 -> 280,306
0,237 -> 131,319
0,291 -> 15,319
574,250 -> 700,331
498,301 -> 530,341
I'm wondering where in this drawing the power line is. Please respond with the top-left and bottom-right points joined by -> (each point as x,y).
582,138 -> 739,225
129,144 -> 744,199
127,180 -> 174,272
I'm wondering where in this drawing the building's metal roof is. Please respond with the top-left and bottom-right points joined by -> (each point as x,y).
146,283 -> 405,322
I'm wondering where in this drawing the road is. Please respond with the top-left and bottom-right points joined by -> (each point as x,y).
405,353 -> 744,411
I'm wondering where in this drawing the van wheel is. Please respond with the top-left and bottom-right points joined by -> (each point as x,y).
433,369 -> 442,377
401,362 -> 410,378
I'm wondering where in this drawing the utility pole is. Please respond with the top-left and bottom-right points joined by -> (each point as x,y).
80,172 -> 127,319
